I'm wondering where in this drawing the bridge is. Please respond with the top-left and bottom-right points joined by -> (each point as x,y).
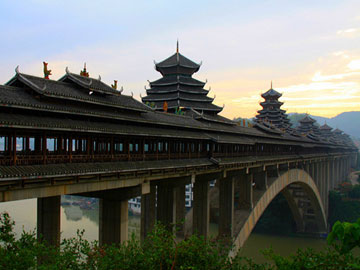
0,52 -> 358,255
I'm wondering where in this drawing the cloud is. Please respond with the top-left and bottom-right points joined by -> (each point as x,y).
332,51 -> 349,58
312,71 -> 360,81
337,28 -> 359,34
348,59 -> 360,70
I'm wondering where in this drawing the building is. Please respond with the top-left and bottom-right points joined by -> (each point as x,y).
255,84 -> 291,130
142,42 -> 223,115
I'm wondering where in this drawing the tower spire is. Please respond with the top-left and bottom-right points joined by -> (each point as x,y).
271,80 -> 273,89
176,39 -> 179,63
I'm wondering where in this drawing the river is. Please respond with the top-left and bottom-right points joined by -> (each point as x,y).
0,197 -> 350,264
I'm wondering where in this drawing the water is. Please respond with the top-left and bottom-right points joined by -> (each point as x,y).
0,198 -> 345,263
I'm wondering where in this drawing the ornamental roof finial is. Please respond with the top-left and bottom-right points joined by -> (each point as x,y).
176,39 -> 179,54
80,63 -> 89,77
43,62 -> 52,80
271,80 -> 273,89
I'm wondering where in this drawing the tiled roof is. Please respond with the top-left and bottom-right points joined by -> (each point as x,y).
146,85 -> 209,95
150,75 -> 205,87
142,92 -> 213,102
155,53 -> 200,69
59,72 -> 120,95
261,88 -> 282,98
6,73 -> 149,113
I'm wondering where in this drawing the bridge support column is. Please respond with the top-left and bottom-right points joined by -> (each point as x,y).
141,184 -> 156,242
219,176 -> 234,237
329,160 -> 335,190
193,174 -> 215,237
174,184 -> 186,238
156,179 -> 186,236
323,161 -> 329,217
309,162 -> 315,181
253,171 -> 267,190
37,196 -> 60,246
335,159 -> 340,186
236,172 -> 253,210
157,184 -> 175,228
99,199 -> 128,245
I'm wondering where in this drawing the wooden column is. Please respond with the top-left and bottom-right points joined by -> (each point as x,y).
110,137 -> 114,159
12,133 -> 16,165
69,137 -> 72,163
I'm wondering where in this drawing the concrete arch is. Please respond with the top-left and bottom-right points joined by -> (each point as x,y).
230,168 -> 327,257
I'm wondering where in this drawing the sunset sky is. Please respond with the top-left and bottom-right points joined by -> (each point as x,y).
1,0 -> 359,119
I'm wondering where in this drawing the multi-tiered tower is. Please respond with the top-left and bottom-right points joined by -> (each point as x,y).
142,43 -> 222,115
255,83 -> 290,129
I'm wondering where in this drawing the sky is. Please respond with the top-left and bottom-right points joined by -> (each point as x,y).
0,0 -> 359,119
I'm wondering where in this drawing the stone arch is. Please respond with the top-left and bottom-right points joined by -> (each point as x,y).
229,168 -> 327,257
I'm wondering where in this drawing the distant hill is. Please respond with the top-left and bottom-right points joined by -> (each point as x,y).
288,111 -> 360,139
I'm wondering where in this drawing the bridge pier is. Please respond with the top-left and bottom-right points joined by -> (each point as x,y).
235,172 -> 253,210
99,198 -> 128,245
156,178 -> 186,236
193,173 -> 219,237
141,184 -> 156,242
157,184 -> 175,229
219,175 -> 234,237
37,195 -> 61,246
253,170 -> 268,190
174,184 -> 186,237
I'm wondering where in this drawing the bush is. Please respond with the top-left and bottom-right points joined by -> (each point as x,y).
349,185 -> 360,199
1,211 -> 360,269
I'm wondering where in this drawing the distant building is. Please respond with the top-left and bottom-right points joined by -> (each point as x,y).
254,84 -> 291,130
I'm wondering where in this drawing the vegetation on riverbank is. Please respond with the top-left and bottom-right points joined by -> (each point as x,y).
1,212 -> 360,270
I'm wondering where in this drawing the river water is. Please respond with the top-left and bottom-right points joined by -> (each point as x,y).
0,197 -> 346,264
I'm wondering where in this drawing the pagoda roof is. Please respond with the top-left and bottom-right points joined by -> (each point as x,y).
150,75 -> 205,87
261,88 -> 282,98
5,72 -> 149,113
333,128 -> 343,134
257,108 -> 286,114
299,115 -> 316,124
146,85 -> 209,95
151,99 -> 223,112
142,92 -> 214,103
155,52 -> 201,70
320,123 -> 332,131
260,100 -> 284,106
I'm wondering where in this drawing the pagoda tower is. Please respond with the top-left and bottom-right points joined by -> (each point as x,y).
255,83 -> 290,129
296,115 -> 322,137
142,42 -> 222,115
319,123 -> 333,136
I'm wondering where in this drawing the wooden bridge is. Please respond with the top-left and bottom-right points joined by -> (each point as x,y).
0,62 -> 357,254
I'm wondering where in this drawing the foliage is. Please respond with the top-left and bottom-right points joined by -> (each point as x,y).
327,218 -> 360,254
328,190 -> 360,227
1,212 -> 360,269
349,185 -> 360,199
